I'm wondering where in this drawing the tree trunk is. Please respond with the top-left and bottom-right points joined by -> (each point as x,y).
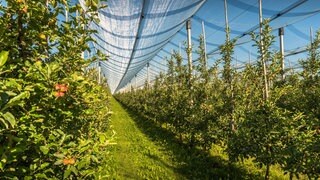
289,172 -> 293,180
265,164 -> 270,180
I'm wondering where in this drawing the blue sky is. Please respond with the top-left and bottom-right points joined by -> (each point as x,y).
155,0 -> 320,70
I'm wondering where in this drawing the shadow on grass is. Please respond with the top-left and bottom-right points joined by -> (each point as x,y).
118,102 -> 263,180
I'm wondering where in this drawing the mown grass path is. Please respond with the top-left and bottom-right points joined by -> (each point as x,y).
107,97 -> 286,179
108,97 -> 180,179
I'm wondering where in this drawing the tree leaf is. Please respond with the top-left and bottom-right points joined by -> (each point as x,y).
54,160 -> 63,165
0,51 -> 9,67
0,117 -> 9,129
40,146 -> 49,155
99,134 -> 106,143
2,112 -> 15,128
2,91 -> 30,110
0,92 -> 9,108
54,153 -> 65,159
63,168 -> 72,179
39,162 -> 50,170
0,161 -> 3,171
70,166 -> 78,175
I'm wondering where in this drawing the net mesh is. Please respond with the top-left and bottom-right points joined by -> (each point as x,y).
81,0 -> 320,93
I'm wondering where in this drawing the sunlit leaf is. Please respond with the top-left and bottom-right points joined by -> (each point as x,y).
3,112 -> 15,128
0,51 -> 9,67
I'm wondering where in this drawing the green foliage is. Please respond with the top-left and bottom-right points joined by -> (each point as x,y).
278,29 -> 320,179
0,51 -> 9,68
115,21 -> 320,179
0,0 -> 112,179
301,30 -> 320,81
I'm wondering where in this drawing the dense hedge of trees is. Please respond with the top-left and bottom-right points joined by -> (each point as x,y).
115,20 -> 320,179
0,0 -> 112,178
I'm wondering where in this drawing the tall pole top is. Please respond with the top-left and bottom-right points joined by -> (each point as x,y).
186,19 -> 191,30
278,27 -> 284,36
259,0 -> 263,28
310,26 -> 314,44
224,0 -> 229,40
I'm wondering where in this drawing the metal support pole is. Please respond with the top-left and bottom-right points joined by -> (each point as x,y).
65,6 -> 68,22
235,56 -> 238,68
147,62 -> 150,87
76,9 -> 79,27
98,61 -> 101,84
224,0 -> 236,132
288,59 -> 294,75
201,21 -> 208,69
186,19 -> 192,75
75,8 -> 84,60
279,27 -> 285,80
310,26 -> 314,44
259,0 -> 269,100
224,0 -> 230,41
135,74 -> 137,90
130,81 -> 132,92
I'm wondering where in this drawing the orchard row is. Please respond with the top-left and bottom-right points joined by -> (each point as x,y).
1,1 -> 112,179
115,21 -> 320,179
